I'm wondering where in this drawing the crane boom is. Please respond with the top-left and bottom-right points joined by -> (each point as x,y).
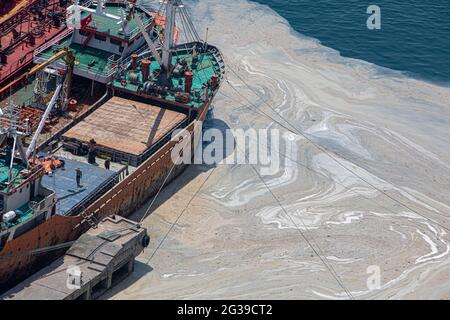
134,13 -> 163,66
28,50 -> 75,76
25,83 -> 63,159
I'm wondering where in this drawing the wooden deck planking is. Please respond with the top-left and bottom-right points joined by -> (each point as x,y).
63,97 -> 186,156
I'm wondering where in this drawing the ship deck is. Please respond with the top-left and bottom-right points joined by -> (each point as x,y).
0,159 -> 26,192
0,76 -> 39,108
15,195 -> 45,222
35,35 -> 118,79
33,4 -> 158,81
61,96 -> 187,166
111,48 -> 223,108
41,158 -> 116,216
80,4 -> 153,40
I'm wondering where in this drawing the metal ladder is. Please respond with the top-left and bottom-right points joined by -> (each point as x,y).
81,210 -> 99,229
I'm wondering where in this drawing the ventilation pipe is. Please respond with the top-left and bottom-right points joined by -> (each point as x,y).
184,71 -> 193,93
131,53 -> 138,70
141,59 -> 151,81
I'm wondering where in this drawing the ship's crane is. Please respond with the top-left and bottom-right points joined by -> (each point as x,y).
161,0 -> 179,74
133,7 -> 164,67
25,49 -> 75,159
0,49 -> 75,163
0,100 -> 29,173
0,48 -> 75,100
135,0 -> 191,76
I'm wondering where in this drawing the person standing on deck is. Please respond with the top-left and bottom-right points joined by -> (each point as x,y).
76,168 -> 82,188
104,159 -> 111,170
88,139 -> 97,165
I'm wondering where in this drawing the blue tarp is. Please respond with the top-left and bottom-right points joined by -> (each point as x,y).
42,158 -> 115,216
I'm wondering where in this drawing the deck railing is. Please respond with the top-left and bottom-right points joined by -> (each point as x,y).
34,28 -> 74,57
104,44 -> 153,77
36,49 -> 114,78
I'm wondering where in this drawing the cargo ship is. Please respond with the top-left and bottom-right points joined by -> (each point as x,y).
0,0 -> 224,291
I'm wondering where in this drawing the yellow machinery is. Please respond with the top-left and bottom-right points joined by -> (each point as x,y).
0,0 -> 29,26
0,49 -> 75,105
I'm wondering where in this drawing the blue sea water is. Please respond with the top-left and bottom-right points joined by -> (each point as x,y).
253,0 -> 450,84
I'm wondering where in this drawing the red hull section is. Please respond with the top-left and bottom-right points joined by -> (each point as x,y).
0,0 -> 67,87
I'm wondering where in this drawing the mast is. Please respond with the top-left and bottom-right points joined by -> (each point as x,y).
95,0 -> 105,15
162,0 -> 179,75
0,101 -> 29,175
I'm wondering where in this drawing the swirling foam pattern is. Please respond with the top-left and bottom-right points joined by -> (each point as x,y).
108,0 -> 450,299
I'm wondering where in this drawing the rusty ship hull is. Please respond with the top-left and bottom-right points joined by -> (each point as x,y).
0,91 -> 213,290
0,0 -> 224,292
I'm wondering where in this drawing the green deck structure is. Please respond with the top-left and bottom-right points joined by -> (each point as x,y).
0,159 -> 37,228
80,5 -> 153,40
0,158 -> 46,228
15,195 -> 45,222
35,3 -> 158,78
111,50 -> 222,108
36,29 -> 163,79
35,2 -> 224,107
0,195 -> 44,229
0,159 -> 25,192
70,43 -> 112,74
0,84 -> 35,108
37,35 -> 118,77
37,42 -> 222,107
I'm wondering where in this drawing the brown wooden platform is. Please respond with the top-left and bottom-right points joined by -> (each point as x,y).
62,96 -> 187,157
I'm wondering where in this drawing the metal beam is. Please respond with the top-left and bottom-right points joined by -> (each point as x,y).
162,0 -> 177,74
15,138 -> 29,168
8,135 -> 17,182
26,84 -> 62,158
134,13 -> 163,66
